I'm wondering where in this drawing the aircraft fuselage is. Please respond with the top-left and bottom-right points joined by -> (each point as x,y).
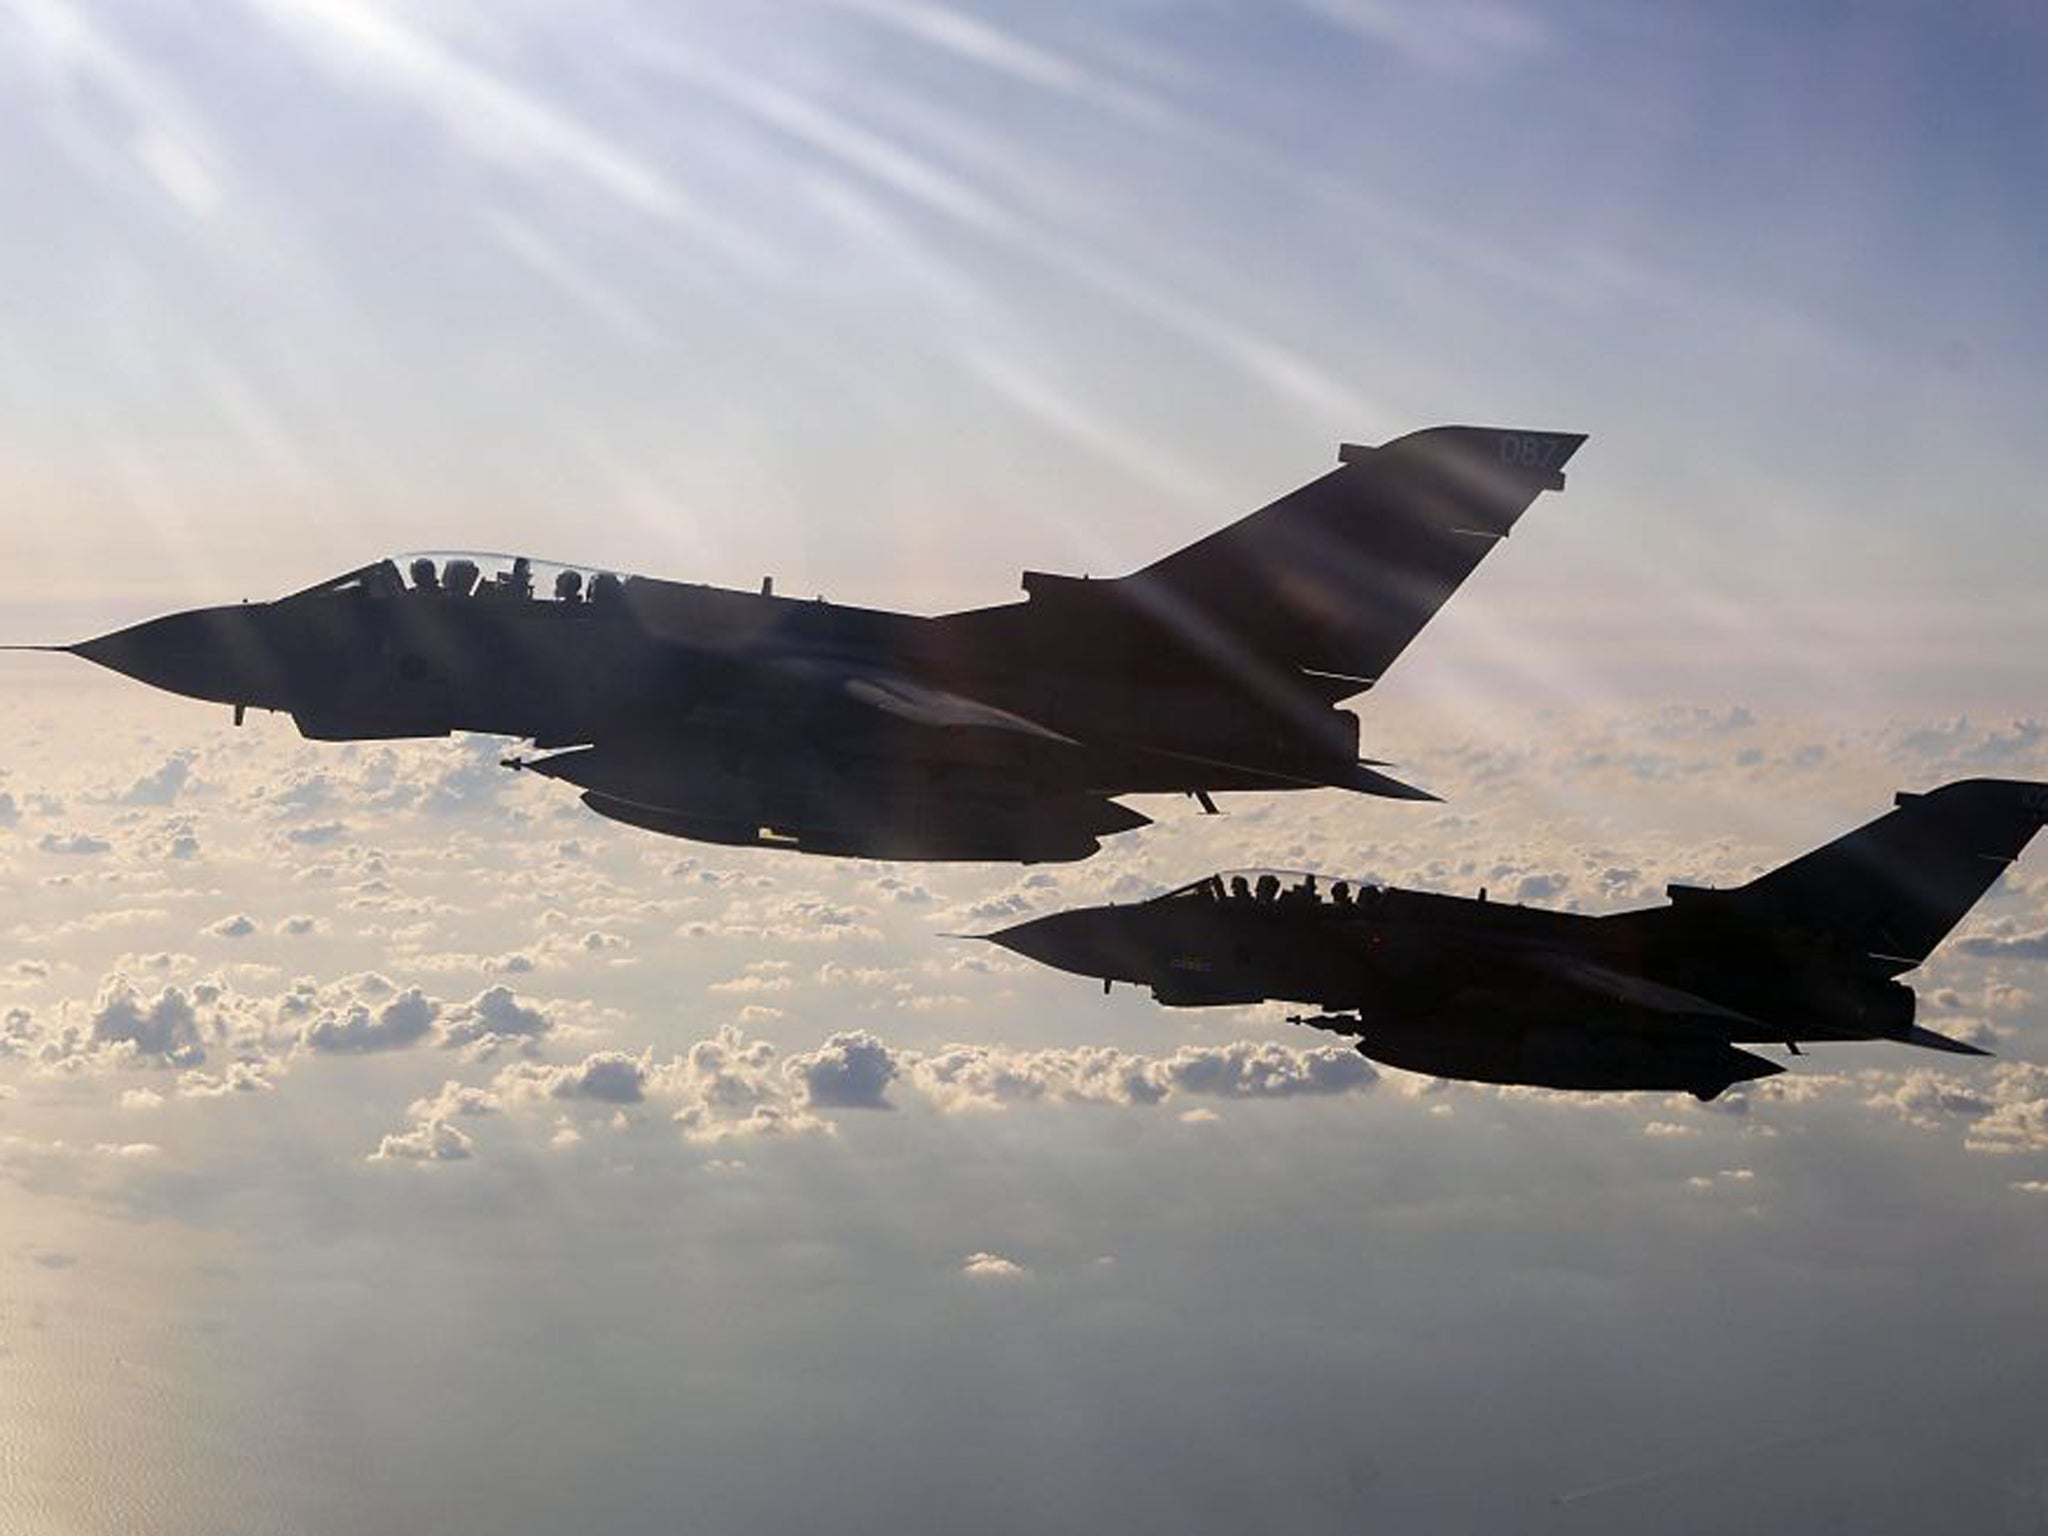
52,426 -> 1590,860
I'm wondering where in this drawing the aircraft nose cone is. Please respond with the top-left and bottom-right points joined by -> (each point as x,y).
985,909 -> 1148,983
984,913 -> 1080,969
70,605 -> 288,708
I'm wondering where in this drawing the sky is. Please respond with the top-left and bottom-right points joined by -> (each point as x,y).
2,2 -> 2047,1533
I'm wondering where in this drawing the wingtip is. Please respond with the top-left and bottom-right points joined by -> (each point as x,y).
1347,763 -> 1441,802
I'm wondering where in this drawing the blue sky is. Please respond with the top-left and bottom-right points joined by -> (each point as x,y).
3,0 -> 2045,702
2,4 -> 2047,1533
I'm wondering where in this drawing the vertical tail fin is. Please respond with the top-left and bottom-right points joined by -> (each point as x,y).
1729,779 -> 2048,968
1113,425 -> 1587,689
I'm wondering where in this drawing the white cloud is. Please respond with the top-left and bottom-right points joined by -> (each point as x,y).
2,1007 -> 38,1058
408,1081 -> 501,1122
906,1043 -> 1163,1112
1685,1168 -> 1754,1192
122,754 -> 192,807
368,1118 -> 474,1164
786,1031 -> 898,1110
890,1038 -> 1380,1114
178,1061 -> 275,1097
960,1251 -> 1028,1280
302,987 -> 438,1054
1959,930 -> 2048,960
708,972 -> 795,995
1152,1041 -> 1377,1100
88,979 -> 203,1065
37,831 -> 110,855
662,1027 -> 830,1145
438,986 -> 552,1052
1966,1066 -> 2048,1155
497,1050 -> 649,1106
1866,1071 -> 1995,1131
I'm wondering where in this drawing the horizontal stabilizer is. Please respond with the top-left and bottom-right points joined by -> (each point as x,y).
1335,762 -> 1440,801
1138,745 -> 1436,801
1899,1024 -> 1993,1057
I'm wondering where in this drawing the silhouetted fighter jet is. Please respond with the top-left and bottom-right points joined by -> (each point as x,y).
49,425 -> 1583,861
987,779 -> 2048,1097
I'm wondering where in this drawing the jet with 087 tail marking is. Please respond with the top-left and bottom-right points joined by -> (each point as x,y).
30,425 -> 1584,862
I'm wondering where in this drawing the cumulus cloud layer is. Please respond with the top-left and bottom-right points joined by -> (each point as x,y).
355,1027 -> 1391,1162
0,697 -> 2043,1188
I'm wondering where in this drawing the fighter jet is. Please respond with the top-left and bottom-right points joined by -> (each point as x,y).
38,425 -> 1583,862
985,778 -> 2048,1098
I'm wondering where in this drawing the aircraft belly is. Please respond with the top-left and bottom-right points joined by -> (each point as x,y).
1352,1019 -> 1784,1099
542,736 -> 1150,862
578,790 -> 1131,862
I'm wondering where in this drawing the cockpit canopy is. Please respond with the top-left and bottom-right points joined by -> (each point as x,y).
287,553 -> 637,606
1159,869 -> 1386,909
